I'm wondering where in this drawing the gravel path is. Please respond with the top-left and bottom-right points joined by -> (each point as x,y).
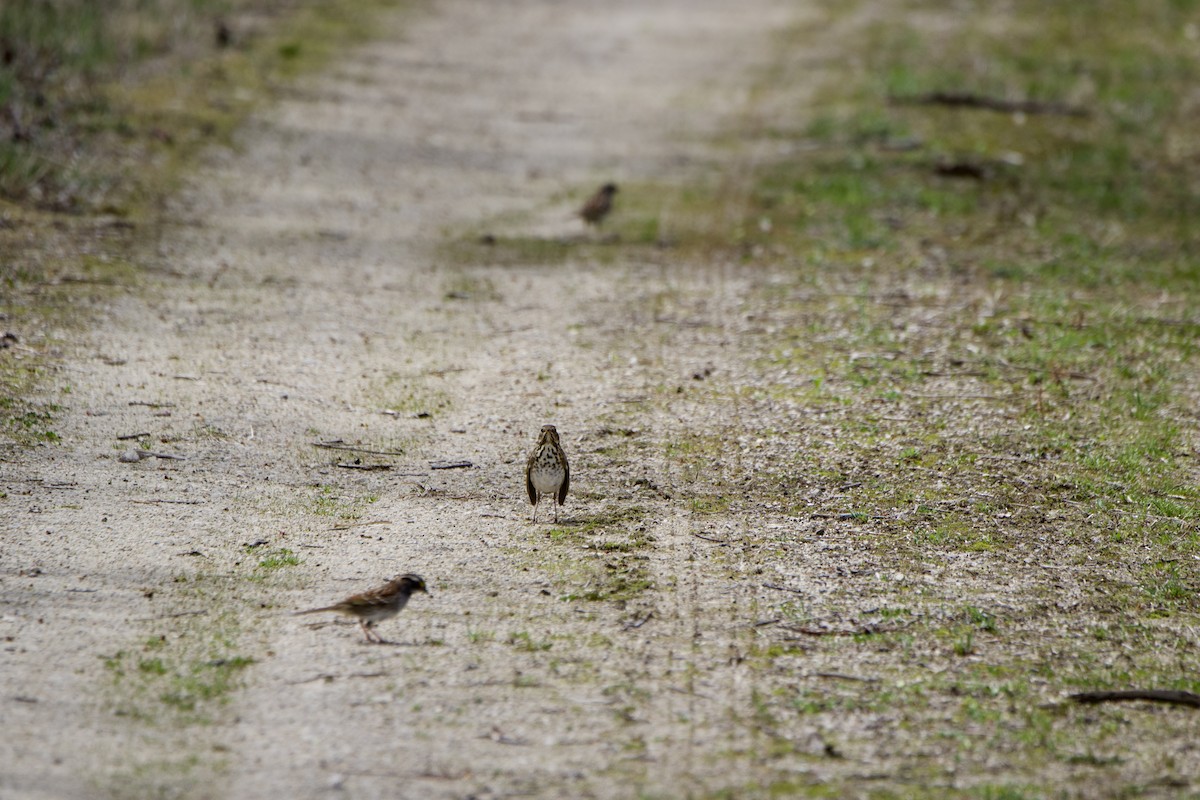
1,2 -> 811,798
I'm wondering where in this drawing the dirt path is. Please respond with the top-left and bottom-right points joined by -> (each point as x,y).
2,2 -> 821,798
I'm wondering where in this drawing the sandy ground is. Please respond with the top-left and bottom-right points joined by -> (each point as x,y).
1,2 -> 830,798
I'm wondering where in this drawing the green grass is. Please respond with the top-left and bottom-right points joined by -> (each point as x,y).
0,0 -> 409,450
0,0 -> 406,211
537,506 -> 657,603
304,483 -> 380,520
561,1 -> 1200,794
253,547 -> 302,573
101,578 -> 255,725
0,395 -> 61,443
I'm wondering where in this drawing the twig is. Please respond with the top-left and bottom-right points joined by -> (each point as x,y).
810,512 -> 885,520
975,454 -> 1039,463
120,450 -> 186,462
933,161 -> 989,180
335,462 -> 392,471
781,624 -> 899,637
287,673 -> 335,685
329,519 -> 391,531
129,401 -> 175,408
311,439 -> 406,457
116,432 -> 150,441
809,671 -> 881,683
51,276 -> 121,286
763,583 -> 805,595
429,460 -> 472,470
692,532 -> 729,544
905,393 -> 1006,400
890,91 -> 1088,117
1069,690 -> 1200,709
131,498 -> 203,505
920,369 -> 990,377
993,357 -> 1093,380
622,612 -> 653,630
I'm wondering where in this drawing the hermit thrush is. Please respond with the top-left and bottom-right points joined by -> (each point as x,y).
525,424 -> 570,522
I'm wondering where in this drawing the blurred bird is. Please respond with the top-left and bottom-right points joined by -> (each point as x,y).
214,19 -> 232,48
579,183 -> 618,227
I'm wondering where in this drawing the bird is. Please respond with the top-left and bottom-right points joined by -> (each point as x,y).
294,573 -> 429,643
214,19 -> 233,48
525,424 -> 570,523
579,183 -> 618,228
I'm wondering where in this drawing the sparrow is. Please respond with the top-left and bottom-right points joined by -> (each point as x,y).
579,183 -> 618,227
526,424 -> 570,523
294,573 -> 429,643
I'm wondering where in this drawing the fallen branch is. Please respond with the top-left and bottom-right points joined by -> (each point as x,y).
993,357 -> 1093,380
622,612 -> 654,630
1069,690 -> 1200,709
810,672 -> 881,683
335,462 -> 392,471
329,520 -> 391,531
891,91 -> 1088,117
782,624 -> 900,637
119,449 -> 186,462
311,439 -> 406,457
131,498 -> 203,505
934,160 -> 989,180
429,460 -> 472,470
810,512 -> 885,520
287,673 -> 335,685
